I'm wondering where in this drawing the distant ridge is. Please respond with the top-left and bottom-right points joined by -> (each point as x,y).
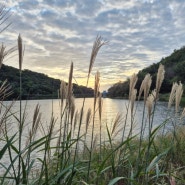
0,64 -> 94,100
108,46 -> 185,98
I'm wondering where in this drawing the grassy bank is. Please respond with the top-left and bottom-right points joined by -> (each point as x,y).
1,35 -> 185,185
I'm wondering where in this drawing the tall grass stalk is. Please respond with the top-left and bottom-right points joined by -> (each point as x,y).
1,102 -> 17,183
83,108 -> 91,157
18,34 -> 23,184
136,74 -> 152,171
87,71 -> 100,180
144,65 -> 164,183
38,116 -> 56,185
25,104 -> 41,180
162,82 -> 178,137
56,80 -> 66,172
127,74 -> 138,139
70,37 -> 106,183
117,74 -> 138,170
98,93 -> 102,159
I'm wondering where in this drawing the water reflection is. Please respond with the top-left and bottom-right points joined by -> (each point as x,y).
2,98 -> 174,141
1,97 -> 182,172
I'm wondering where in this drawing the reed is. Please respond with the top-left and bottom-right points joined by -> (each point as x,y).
17,34 -> 23,184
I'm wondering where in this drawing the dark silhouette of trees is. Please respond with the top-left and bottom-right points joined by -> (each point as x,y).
108,46 -> 185,98
0,64 -> 94,100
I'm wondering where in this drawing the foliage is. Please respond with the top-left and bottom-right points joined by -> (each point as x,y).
107,81 -> 129,98
0,64 -> 94,100
108,46 -> 185,98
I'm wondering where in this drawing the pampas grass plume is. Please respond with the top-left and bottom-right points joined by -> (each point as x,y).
168,82 -> 178,109
111,113 -> 122,137
131,88 -> 137,115
98,93 -> 103,121
180,107 -> 185,120
68,62 -> 73,98
60,80 -> 67,99
18,34 -> 23,72
88,36 -> 107,78
175,81 -> 183,113
146,89 -> 156,119
94,71 -> 100,96
129,73 -> 138,100
156,64 -> 165,97
70,95 -> 75,122
85,108 -> 92,133
138,73 -> 152,102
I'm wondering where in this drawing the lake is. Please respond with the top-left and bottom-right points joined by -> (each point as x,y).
2,97 -> 176,142
0,97 -> 181,173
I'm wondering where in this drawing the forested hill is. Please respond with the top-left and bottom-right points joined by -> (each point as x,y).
0,64 -> 94,100
108,46 -> 185,98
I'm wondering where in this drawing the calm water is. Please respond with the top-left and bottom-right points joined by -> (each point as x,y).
0,98 -> 180,172
2,97 -> 174,140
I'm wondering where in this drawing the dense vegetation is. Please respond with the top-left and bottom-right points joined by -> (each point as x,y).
0,64 -> 94,100
108,46 -> 185,98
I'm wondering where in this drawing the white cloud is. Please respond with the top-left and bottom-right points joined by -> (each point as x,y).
1,0 -> 185,91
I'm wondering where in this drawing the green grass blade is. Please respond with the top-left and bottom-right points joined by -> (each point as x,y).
0,134 -> 16,160
98,135 -> 136,175
108,177 -> 125,185
146,148 -> 170,172
21,157 -> 27,184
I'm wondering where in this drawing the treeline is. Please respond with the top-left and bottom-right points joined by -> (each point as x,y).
0,64 -> 94,100
108,46 -> 185,98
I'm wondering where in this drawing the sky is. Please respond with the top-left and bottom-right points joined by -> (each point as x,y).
1,0 -> 185,91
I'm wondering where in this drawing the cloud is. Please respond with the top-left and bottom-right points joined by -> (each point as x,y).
1,0 -> 185,91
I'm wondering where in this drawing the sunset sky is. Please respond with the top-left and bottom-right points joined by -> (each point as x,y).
1,0 -> 185,91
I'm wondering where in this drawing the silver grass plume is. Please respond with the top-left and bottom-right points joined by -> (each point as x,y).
180,107 -> 185,120
175,81 -> 183,113
70,95 -> 75,122
92,134 -> 98,152
67,62 -> 73,108
131,88 -> 137,115
85,108 -> 92,133
0,43 -> 16,68
18,34 -> 23,72
138,73 -> 152,102
111,113 -> 122,137
98,93 -> 103,121
129,73 -> 138,100
94,71 -> 100,109
156,64 -> 165,98
60,80 -> 67,99
146,89 -> 157,120
26,104 -> 41,146
68,62 -> 73,96
168,82 -> 178,109
88,36 -> 107,78
73,110 -> 79,136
